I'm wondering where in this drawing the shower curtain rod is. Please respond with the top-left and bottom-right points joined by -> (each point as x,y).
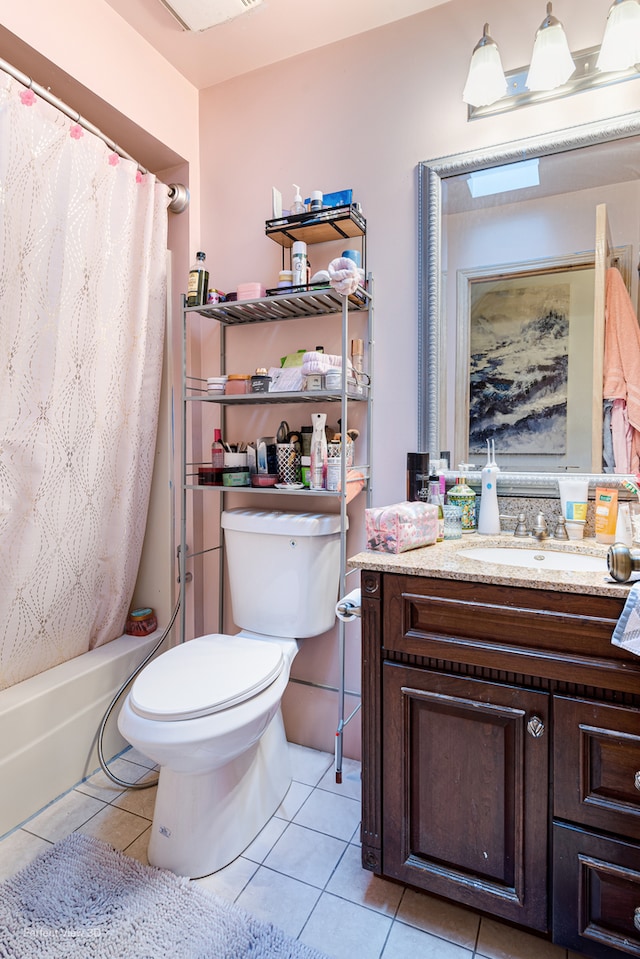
0,54 -> 189,213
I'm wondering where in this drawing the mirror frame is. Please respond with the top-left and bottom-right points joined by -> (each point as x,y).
418,111 -> 640,496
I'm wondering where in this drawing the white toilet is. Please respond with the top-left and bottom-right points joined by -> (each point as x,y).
117,508 -> 343,878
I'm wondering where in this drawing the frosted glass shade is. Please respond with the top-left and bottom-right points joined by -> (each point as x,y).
462,35 -> 507,107
526,19 -> 575,91
597,0 -> 640,72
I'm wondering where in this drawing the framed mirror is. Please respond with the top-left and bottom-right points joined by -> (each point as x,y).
418,112 -> 640,494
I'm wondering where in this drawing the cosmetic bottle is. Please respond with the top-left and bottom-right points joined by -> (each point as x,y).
448,474 -> 477,532
292,241 -> 308,288
211,428 -> 224,486
310,412 -> 328,490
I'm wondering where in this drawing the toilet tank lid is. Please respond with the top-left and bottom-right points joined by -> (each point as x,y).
222,508 -> 344,536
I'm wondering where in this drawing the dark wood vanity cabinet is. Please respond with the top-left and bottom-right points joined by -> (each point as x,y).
360,570 -> 640,958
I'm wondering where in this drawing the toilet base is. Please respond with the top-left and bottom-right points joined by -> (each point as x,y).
147,708 -> 291,878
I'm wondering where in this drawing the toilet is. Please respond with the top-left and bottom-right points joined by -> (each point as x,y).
117,508 -> 343,878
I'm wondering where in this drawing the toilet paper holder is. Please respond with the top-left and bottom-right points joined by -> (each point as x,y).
336,589 -> 362,621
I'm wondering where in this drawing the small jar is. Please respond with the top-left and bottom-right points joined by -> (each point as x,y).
125,607 -> 158,636
251,368 -> 272,393
324,368 -> 342,390
225,374 -> 251,395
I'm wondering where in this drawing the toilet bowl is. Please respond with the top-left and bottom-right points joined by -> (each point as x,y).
117,508 -> 343,878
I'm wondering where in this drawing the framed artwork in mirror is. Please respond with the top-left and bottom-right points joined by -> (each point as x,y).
456,255 -> 596,471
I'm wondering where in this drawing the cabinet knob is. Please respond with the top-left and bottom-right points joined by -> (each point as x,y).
634,907 -> 640,932
635,771 -> 640,792
527,716 -> 545,738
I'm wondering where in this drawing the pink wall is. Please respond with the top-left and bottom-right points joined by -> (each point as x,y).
2,0 -> 637,759
197,0 -> 638,756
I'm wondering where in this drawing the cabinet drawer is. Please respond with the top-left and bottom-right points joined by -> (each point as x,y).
553,822 -> 640,958
554,696 -> 640,840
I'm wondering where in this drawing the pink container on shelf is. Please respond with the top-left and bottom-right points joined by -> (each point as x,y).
365,501 -> 439,554
237,282 -> 266,301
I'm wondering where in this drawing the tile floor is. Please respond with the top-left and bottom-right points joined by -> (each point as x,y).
0,743 -> 582,959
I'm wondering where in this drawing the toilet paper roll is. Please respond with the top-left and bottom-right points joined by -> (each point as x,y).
335,588 -> 362,622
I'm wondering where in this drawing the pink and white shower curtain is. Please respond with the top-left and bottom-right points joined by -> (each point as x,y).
0,71 -> 168,690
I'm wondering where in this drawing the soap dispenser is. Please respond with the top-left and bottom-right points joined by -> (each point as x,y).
291,184 -> 306,215
478,439 -> 501,535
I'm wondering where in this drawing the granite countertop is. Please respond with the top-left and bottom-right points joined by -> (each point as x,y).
348,532 -> 634,598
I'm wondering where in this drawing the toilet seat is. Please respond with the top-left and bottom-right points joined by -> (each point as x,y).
129,634 -> 284,721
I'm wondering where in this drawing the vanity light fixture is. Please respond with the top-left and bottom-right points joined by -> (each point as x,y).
464,0 -> 640,119
525,3 -> 575,91
462,23 -> 508,108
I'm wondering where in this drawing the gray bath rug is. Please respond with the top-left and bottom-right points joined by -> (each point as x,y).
0,832 -> 328,958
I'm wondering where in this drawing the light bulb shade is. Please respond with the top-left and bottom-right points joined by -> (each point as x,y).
526,9 -> 576,91
597,0 -> 640,72
463,29 -> 507,107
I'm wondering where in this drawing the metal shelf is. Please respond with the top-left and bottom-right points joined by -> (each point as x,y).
265,204 -> 365,248
187,285 -> 370,326
186,388 -> 369,405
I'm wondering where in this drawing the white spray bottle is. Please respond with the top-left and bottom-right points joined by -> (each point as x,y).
478,439 -> 501,535
310,412 -> 328,490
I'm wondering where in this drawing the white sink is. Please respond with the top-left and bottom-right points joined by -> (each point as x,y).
458,546 -> 608,573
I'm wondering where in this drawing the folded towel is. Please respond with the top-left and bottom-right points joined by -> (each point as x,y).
611,581 -> 640,656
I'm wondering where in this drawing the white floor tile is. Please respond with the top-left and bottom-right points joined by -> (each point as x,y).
77,803 -> 150,851
293,787 -> 361,842
263,821 -> 347,888
236,865 -> 321,938
22,789 -> 106,843
194,854 -> 258,902
0,830 -> 51,881
382,921 -> 474,959
242,815 -> 288,863
275,779 -> 313,821
477,917 -> 567,959
289,743 -> 334,786
317,757 -> 362,801
396,887 -> 480,948
300,891 -> 392,959
326,843 -> 403,917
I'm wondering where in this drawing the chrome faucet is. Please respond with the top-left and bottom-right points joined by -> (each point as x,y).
531,513 -> 548,541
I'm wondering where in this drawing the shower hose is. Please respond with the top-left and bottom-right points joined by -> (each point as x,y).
97,594 -> 181,790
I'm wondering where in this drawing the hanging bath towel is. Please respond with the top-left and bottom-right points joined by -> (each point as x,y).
603,266 -> 640,472
611,581 -> 640,656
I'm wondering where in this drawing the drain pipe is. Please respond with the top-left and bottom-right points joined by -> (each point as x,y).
97,595 -> 180,790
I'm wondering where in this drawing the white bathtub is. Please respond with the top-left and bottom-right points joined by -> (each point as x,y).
0,630 -> 165,837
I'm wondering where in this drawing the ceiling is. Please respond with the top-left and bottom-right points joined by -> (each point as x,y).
104,0 -> 453,89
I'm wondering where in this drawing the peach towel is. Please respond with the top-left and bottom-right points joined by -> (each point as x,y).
603,266 -> 640,472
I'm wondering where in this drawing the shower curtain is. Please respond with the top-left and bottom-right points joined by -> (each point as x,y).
0,71 -> 169,690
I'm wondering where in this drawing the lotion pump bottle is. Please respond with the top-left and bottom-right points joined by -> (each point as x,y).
291,184 -> 306,215
478,439 -> 501,535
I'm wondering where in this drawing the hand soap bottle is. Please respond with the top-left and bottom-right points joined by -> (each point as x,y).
478,440 -> 501,535
447,473 -> 477,533
291,184 -> 306,215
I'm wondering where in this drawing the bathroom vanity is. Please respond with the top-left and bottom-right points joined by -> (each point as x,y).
349,536 -> 640,959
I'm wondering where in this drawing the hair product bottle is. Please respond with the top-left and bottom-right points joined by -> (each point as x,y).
310,412 -> 328,490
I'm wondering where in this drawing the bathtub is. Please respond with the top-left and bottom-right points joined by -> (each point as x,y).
0,630 -> 166,838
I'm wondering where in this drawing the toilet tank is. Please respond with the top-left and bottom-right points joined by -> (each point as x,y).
221,509 -> 345,638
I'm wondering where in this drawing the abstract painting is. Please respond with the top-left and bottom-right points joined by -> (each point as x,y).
468,273 -> 570,456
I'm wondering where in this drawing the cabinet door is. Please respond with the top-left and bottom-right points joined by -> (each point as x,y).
554,696 -> 640,841
382,664 -> 549,931
553,822 -> 640,958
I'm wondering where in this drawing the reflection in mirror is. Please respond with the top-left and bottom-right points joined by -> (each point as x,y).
418,113 -> 640,494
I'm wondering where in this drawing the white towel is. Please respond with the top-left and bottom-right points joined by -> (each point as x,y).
611,581 -> 640,656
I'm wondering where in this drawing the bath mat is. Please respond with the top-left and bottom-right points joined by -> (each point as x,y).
0,832 -> 328,958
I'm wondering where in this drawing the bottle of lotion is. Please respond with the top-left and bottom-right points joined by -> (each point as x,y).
310,412 -> 328,490
478,440 -> 501,535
